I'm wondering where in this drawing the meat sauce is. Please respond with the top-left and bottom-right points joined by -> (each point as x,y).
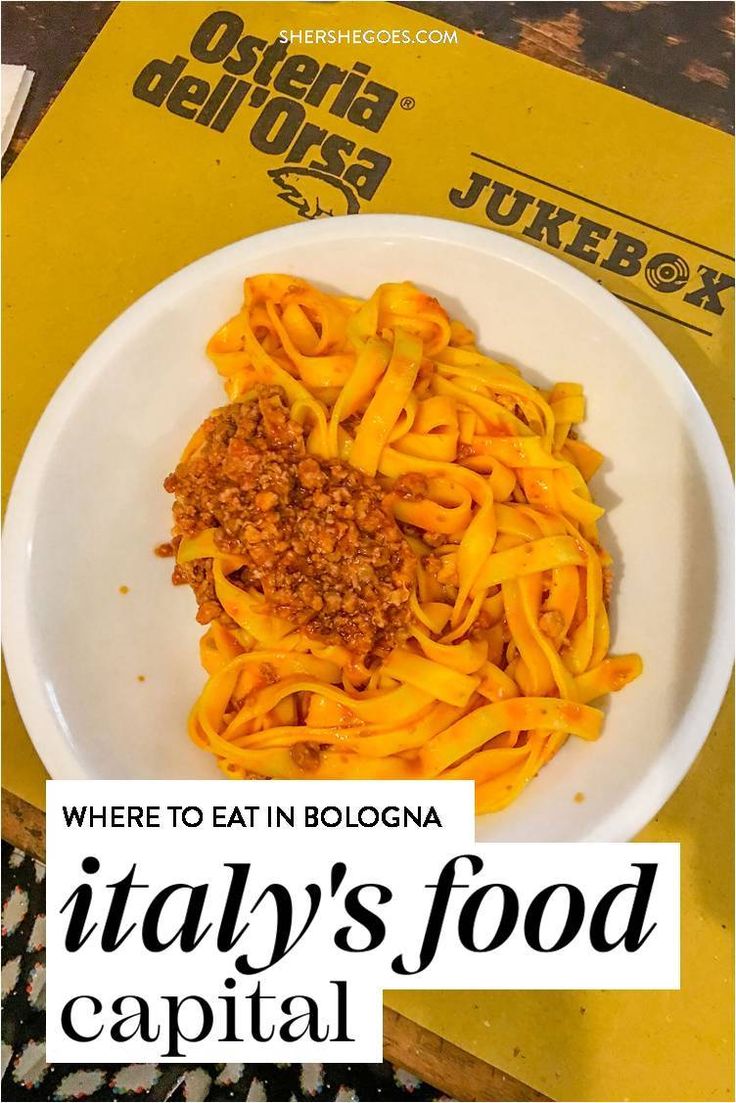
163,386 -> 416,660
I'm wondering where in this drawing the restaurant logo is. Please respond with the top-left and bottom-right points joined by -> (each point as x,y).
450,164 -> 734,330
267,166 -> 360,218
131,9 -> 402,217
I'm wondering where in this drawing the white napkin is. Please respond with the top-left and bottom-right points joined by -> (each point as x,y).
2,63 -> 34,155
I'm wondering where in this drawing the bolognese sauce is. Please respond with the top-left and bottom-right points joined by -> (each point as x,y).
163,386 -> 416,660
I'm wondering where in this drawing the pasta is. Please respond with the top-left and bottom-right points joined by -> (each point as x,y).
160,275 -> 642,813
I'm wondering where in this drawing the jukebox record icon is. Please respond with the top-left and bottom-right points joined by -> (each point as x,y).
645,252 -> 690,293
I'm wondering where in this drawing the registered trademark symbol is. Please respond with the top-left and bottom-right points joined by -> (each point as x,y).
400,96 -> 416,110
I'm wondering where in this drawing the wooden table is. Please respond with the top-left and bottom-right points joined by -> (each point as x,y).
1,3 -> 732,1100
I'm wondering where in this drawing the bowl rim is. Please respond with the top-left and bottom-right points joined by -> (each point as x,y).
2,213 -> 733,840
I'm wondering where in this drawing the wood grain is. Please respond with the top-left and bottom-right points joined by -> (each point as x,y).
0,2 -> 116,174
0,2 -> 732,170
2,788 -> 46,861
400,0 -> 734,133
0,4 -> 732,1099
383,1007 -> 552,1102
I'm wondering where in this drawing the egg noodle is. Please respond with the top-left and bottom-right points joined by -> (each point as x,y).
171,275 -> 641,813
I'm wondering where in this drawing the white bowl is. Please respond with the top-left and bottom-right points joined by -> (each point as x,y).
3,215 -> 733,841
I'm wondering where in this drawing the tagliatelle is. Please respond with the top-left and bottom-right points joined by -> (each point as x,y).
161,275 -> 642,814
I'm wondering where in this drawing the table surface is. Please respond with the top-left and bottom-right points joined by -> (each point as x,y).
1,3 -> 733,1101
1,0 -> 733,178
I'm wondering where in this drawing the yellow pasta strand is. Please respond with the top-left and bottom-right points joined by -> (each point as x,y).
163,274 -> 642,815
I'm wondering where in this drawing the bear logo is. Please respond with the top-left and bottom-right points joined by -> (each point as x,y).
267,166 -> 360,219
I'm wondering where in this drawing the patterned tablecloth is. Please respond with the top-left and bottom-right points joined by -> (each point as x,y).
1,843 -> 449,1103
1,5 -> 732,1102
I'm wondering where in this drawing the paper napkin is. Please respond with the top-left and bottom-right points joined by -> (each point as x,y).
2,63 -> 34,155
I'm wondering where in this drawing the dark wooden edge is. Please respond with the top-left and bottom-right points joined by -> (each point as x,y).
383,1006 -> 552,1102
0,5 -> 727,1101
2,788 -> 46,861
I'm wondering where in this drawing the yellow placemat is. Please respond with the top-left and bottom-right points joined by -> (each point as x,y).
2,4 -> 733,1099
